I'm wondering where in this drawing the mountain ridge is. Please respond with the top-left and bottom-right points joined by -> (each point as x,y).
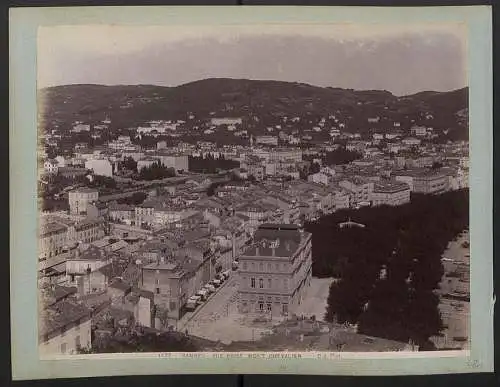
38,78 -> 469,141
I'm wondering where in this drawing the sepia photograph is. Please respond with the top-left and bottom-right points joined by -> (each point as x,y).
36,21 -> 472,356
10,5 -> 493,379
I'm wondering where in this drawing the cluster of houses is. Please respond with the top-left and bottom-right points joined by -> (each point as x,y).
39,111 -> 469,355
42,135 -> 189,178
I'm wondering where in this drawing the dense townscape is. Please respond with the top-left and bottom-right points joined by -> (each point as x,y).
38,79 -> 470,355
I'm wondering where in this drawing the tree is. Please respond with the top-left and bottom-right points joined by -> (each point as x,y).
310,162 -> 321,174
188,155 -> 239,174
122,156 -> 138,172
136,162 -> 176,181
118,191 -> 147,205
305,189 -> 469,346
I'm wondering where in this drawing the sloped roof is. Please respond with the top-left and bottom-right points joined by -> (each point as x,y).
39,300 -> 91,339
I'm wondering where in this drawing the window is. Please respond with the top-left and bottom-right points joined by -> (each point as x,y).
259,262 -> 263,271
268,278 -> 272,289
267,263 -> 272,271
284,279 -> 288,290
60,343 -> 67,354
169,301 -> 177,311
282,304 -> 288,314
156,287 -> 160,294
251,278 -> 256,288
243,262 -> 248,270
156,279 -> 160,285
258,302 -> 264,311
267,303 -> 272,312
75,335 -> 81,348
259,278 -> 264,289
275,263 -> 279,271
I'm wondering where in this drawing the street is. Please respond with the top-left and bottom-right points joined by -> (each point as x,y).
294,277 -> 333,321
432,229 -> 470,350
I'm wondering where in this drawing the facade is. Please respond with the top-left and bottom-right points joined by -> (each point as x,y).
66,246 -> 111,286
135,203 -> 156,227
38,216 -> 104,261
411,125 -> 428,137
39,221 -> 69,260
255,136 -> 279,146
339,178 -> 374,206
245,162 -> 265,181
155,153 -> 189,172
308,172 -> 330,186
402,137 -> 422,146
71,124 -> 91,133
237,224 -> 312,317
333,189 -> 351,211
141,245 -> 215,322
371,181 -> 411,207
69,188 -> 99,215
39,286 -> 92,356
210,117 -> 243,126
109,203 -> 135,225
72,218 -> 106,244
394,174 -> 415,191
58,167 -> 88,179
44,159 -> 59,174
85,158 -> 114,177
413,171 -> 450,194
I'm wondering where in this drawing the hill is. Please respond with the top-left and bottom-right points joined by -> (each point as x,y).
38,78 -> 469,141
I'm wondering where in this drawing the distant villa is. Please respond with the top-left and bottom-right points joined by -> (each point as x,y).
338,218 -> 366,229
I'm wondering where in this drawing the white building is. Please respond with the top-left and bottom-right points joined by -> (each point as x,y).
410,125 -> 428,137
255,136 -> 279,146
68,188 -> 99,215
333,189 -> 351,210
339,178 -> 374,206
44,159 -> 59,174
308,172 -> 331,186
155,153 -> 189,172
210,117 -> 243,126
237,224 -> 312,317
71,124 -> 91,133
402,137 -> 422,146
39,296 -> 92,356
85,158 -> 114,177
371,181 -> 411,207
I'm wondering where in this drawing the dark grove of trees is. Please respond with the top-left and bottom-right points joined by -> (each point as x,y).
188,154 -> 240,174
323,148 -> 363,165
136,162 -> 176,181
117,191 -> 148,206
304,189 -> 469,349
121,156 -> 138,172
87,175 -> 117,190
303,147 -> 362,166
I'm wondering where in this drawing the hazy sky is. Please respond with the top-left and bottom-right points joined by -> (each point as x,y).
37,24 -> 467,96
